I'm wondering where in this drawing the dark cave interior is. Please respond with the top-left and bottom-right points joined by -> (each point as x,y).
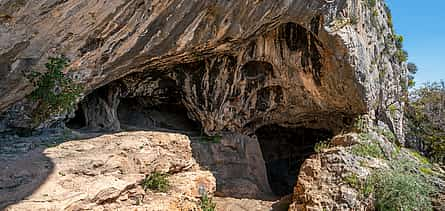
116,97 -> 201,133
256,125 -> 333,196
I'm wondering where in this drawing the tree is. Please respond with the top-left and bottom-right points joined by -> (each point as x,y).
405,81 -> 445,163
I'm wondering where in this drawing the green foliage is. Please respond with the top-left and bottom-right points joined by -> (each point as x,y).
383,3 -> 394,31
367,0 -> 377,8
419,166 -> 434,175
370,166 -> 435,211
408,78 -> 416,88
378,68 -> 386,79
407,62 -> 418,75
349,15 -> 358,25
409,150 -> 431,165
360,178 -> 375,197
351,142 -> 384,159
395,49 -> 408,62
343,173 -> 360,189
372,9 -> 378,17
142,172 -> 170,193
200,193 -> 216,211
314,140 -> 332,153
356,158 -> 436,210
393,34 -> 404,49
406,81 -> 445,163
198,129 -> 222,143
387,104 -> 397,114
376,127 -> 397,143
352,116 -> 367,133
27,56 -> 82,124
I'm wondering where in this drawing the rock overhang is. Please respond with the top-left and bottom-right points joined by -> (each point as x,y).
0,0 -> 404,141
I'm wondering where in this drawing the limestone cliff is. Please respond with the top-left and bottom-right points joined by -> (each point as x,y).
0,0 -> 406,141
1,0 -> 427,210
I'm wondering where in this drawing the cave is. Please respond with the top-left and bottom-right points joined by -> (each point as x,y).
65,72 -> 202,134
256,125 -> 333,196
117,97 -> 201,133
65,105 -> 86,129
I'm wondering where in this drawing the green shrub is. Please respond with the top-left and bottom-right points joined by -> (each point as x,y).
27,56 -> 82,124
142,172 -> 170,192
343,173 -> 360,189
371,169 -> 435,211
353,116 -> 367,133
368,0 -> 376,7
351,142 -> 384,159
388,104 -> 398,114
377,127 -> 397,143
200,192 -> 216,211
349,15 -> 358,25
314,140 -> 332,153
198,129 -> 222,143
409,150 -> 431,165
419,167 -> 434,175
360,158 -> 436,211
393,34 -> 404,49
395,49 -> 408,62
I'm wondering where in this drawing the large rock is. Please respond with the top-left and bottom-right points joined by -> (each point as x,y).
0,0 -> 407,143
1,131 -> 216,210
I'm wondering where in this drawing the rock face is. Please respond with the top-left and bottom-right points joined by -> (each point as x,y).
0,0 -> 406,141
0,0 -> 414,210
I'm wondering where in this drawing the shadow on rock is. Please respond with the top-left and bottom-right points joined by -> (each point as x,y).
0,130 -> 58,209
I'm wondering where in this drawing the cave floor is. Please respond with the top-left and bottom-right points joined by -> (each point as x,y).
0,129 -> 291,211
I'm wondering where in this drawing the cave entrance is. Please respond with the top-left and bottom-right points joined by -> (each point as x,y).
65,105 -> 86,129
256,125 -> 333,196
117,97 -> 201,133
65,74 -> 202,134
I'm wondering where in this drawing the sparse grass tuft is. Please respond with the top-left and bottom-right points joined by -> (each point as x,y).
409,150 -> 431,165
343,173 -> 360,189
142,172 -> 170,193
314,140 -> 332,153
419,167 -> 434,176
351,142 -> 384,159
200,192 -> 216,211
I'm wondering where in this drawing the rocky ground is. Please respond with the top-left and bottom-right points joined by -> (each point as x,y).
0,129 -> 292,211
1,128 -> 444,211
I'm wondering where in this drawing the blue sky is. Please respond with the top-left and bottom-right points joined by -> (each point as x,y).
386,0 -> 445,86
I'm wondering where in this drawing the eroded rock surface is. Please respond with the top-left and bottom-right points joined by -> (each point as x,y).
1,131 -> 217,210
1,0 -> 406,143
0,0 -> 419,210
289,132 -> 445,210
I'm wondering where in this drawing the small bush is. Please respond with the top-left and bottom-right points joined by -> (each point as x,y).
351,142 -> 384,159
393,34 -> 404,49
409,150 -> 431,165
388,104 -> 398,114
199,135 -> 222,143
353,116 -> 367,133
395,49 -> 408,62
27,56 -> 82,124
360,158 -> 436,211
314,140 -> 332,153
377,127 -> 397,143
419,167 -> 434,175
344,173 -> 360,189
142,172 -> 170,192
371,169 -> 435,211
198,129 -> 222,143
200,193 -> 216,211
